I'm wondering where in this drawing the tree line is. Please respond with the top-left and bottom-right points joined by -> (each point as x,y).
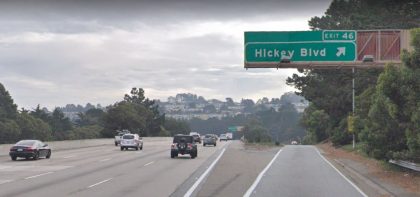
189,102 -> 305,143
0,86 -> 190,144
287,0 -> 420,162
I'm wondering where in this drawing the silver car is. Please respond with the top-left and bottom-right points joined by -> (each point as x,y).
120,134 -> 143,151
203,134 -> 217,147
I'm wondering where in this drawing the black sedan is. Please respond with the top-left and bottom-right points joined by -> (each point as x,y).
9,140 -> 51,161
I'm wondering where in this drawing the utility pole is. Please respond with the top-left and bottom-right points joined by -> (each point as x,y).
352,67 -> 355,149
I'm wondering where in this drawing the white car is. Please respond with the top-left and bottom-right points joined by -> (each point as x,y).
120,134 -> 143,151
219,134 -> 228,141
291,141 -> 298,145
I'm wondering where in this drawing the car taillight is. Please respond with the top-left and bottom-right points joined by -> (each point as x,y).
26,147 -> 34,151
171,144 -> 176,149
187,143 -> 193,149
10,147 -> 16,151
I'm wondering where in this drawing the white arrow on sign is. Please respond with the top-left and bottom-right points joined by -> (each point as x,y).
336,47 -> 346,57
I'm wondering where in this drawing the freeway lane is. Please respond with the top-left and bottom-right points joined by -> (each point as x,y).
0,139 -> 229,197
246,145 -> 367,197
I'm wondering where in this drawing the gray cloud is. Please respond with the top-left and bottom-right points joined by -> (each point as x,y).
0,0 -> 331,109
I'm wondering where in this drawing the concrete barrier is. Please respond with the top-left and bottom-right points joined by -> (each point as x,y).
0,137 -> 172,157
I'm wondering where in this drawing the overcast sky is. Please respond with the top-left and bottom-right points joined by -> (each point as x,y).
0,0 -> 331,109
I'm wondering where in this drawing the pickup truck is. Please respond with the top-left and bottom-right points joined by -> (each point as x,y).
114,130 -> 130,146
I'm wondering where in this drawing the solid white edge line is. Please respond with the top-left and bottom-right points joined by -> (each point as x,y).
24,172 -> 54,180
87,178 -> 112,188
183,148 -> 227,197
243,149 -> 283,197
314,147 -> 368,197
144,161 -> 155,166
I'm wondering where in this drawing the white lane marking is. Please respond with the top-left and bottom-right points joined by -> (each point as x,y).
184,148 -> 227,197
0,180 -> 13,185
99,158 -> 111,162
63,155 -> 76,159
243,148 -> 283,197
24,172 -> 54,180
87,178 -> 112,188
314,147 -> 368,197
144,161 -> 154,166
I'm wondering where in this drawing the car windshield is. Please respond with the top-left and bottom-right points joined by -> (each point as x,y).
123,135 -> 134,139
205,135 -> 212,138
173,136 -> 193,143
16,140 -> 36,146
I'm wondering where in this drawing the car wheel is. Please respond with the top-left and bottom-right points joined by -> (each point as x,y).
11,156 -> 17,161
120,147 -> 124,151
203,143 -> 206,147
46,151 -> 51,159
33,152 -> 39,160
171,152 -> 175,158
214,143 -> 216,146
140,145 -> 143,150
115,142 -> 118,146
136,147 -> 139,151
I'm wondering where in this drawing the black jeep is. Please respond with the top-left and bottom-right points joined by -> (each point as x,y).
170,134 -> 197,159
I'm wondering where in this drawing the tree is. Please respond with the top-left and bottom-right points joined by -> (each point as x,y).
76,108 -> 105,126
360,29 -> 420,161
225,98 -> 234,106
17,112 -> 52,141
103,102 -> 151,137
49,108 -> 73,140
164,118 -> 191,136
243,119 -> 271,143
68,125 -> 102,140
0,119 -> 20,143
300,104 -> 331,144
287,0 -> 419,146
0,83 -> 18,120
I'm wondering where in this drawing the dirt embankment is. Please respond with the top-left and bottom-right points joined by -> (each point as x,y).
318,143 -> 420,195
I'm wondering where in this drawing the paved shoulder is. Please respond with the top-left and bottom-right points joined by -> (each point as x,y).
249,145 -> 366,197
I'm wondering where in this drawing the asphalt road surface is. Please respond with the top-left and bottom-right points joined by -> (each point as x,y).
246,145 -> 367,197
0,139 -> 229,197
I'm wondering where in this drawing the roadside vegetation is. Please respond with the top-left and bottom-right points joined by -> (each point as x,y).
289,0 -> 420,162
0,86 -> 190,144
189,95 -> 306,144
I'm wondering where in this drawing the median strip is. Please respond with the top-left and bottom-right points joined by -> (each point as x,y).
184,147 -> 226,197
87,178 -> 112,188
24,172 -> 54,180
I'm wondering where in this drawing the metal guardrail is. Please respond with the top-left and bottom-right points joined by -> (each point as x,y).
389,159 -> 420,172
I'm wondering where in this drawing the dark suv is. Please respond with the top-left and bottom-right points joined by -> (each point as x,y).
171,135 -> 197,159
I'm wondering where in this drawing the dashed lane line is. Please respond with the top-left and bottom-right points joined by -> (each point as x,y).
87,178 -> 112,188
24,172 -> 54,180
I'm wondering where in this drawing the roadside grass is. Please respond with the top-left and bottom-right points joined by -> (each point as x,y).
341,143 -> 369,158
243,141 -> 282,150
341,143 -> 419,176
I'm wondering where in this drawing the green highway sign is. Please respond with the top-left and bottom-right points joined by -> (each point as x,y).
245,30 -> 357,63
246,42 -> 356,62
323,30 -> 356,41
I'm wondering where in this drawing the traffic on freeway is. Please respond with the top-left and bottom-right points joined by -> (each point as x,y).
0,0 -> 419,197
